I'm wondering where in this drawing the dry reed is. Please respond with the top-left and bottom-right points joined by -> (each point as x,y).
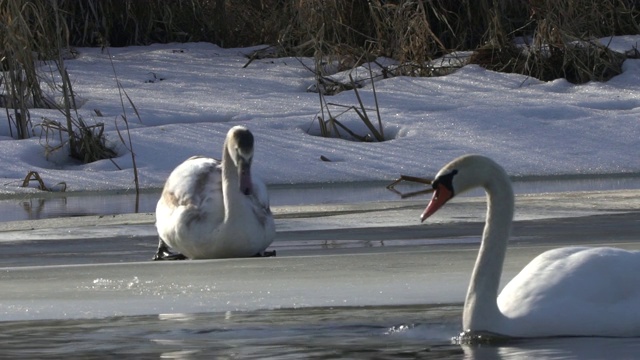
4,0 -> 639,149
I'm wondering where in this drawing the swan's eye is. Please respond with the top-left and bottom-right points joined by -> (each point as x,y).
432,169 -> 458,195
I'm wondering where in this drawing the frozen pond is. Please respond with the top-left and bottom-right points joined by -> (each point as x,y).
1,185 -> 640,358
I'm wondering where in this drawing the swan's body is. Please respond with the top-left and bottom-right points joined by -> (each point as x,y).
421,155 -> 640,338
154,126 -> 275,259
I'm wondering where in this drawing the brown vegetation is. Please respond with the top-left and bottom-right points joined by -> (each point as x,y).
41,0 -> 639,83
1,0 -> 639,144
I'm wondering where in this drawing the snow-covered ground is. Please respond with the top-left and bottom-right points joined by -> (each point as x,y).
1,36 -> 640,195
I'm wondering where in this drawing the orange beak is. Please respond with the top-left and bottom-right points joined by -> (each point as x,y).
420,183 -> 454,222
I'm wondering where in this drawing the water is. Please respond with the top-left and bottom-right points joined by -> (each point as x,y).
1,305 -> 456,359
2,175 -> 640,222
4,304 -> 640,359
2,179 -> 640,358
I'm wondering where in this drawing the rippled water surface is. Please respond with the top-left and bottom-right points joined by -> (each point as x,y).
4,304 -> 640,359
3,305 -> 459,359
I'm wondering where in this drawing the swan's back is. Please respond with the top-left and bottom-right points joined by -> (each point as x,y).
498,246 -> 640,337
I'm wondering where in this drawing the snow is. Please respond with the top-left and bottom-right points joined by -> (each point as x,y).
1,37 -> 640,195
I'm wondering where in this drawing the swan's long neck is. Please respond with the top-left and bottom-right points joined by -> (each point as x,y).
462,168 -> 514,333
221,142 -> 243,223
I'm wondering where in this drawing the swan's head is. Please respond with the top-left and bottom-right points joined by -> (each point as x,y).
420,155 -> 496,222
226,126 -> 254,195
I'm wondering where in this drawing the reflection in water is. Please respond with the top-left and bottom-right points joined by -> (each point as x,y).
20,197 -> 49,219
2,192 -> 158,222
461,337 -> 640,360
2,305 -> 640,359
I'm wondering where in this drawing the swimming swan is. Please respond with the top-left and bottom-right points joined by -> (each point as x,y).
154,126 -> 275,260
421,154 -> 640,339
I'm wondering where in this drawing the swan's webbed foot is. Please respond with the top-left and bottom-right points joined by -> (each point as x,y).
253,250 -> 276,257
153,239 -> 188,261
154,252 -> 188,261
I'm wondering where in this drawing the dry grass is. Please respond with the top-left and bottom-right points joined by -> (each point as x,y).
21,171 -> 67,192
3,0 -> 639,149
313,72 -> 385,142
0,0 -> 56,139
1,0 -> 121,167
471,40 -> 626,84
58,0 -> 222,47
468,0 -> 633,83
6,0 -> 634,83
